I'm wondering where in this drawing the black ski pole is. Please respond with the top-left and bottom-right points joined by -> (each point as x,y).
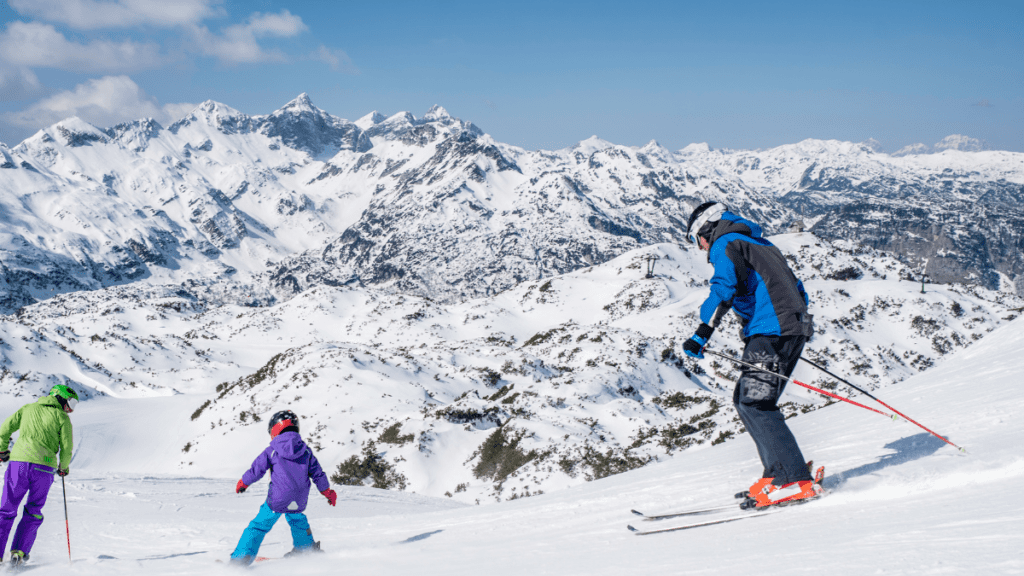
799,355 -> 883,403
62,475 -> 71,565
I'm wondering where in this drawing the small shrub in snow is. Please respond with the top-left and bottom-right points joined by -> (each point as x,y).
378,422 -> 414,446
472,426 -> 537,483
330,442 -> 408,490
578,445 -> 651,480
190,400 -> 211,421
828,266 -> 863,281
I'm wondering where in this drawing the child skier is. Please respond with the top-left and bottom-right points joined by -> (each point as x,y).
0,384 -> 78,568
230,410 -> 337,565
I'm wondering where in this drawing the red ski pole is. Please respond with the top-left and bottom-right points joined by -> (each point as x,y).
701,348 -> 966,452
797,355 -> 967,453
62,475 -> 71,565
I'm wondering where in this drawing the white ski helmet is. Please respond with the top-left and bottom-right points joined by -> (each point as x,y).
686,201 -> 726,245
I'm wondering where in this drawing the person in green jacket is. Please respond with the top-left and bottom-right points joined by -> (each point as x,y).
0,384 -> 77,567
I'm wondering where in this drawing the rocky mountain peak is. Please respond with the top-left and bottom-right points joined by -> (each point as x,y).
933,134 -> 990,153
892,135 -> 991,157
571,135 -> 614,154
0,143 -> 15,169
281,92 -> 317,114
678,142 -> 713,155
355,110 -> 385,130
860,138 -> 883,152
424,105 -> 452,121
260,92 -> 358,156
892,142 -> 931,157
384,111 -> 416,125
170,100 -> 251,135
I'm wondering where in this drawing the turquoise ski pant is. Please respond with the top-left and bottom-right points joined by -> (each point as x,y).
230,502 -> 314,562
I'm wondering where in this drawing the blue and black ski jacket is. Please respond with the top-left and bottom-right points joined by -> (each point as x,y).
698,212 -> 811,339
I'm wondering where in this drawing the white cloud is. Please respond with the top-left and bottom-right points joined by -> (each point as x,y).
8,0 -> 224,30
247,10 -> 307,38
0,22 -> 165,72
159,101 -> 199,124
3,75 -> 194,130
0,66 -> 44,102
186,10 -> 308,64
311,45 -> 358,74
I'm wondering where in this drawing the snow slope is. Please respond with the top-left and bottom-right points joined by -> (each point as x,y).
10,311 -> 1024,574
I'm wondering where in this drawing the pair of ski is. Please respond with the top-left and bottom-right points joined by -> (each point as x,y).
627,467 -> 825,535
627,502 -> 778,535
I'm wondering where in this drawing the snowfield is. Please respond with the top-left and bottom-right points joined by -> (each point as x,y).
8,315 -> 1024,574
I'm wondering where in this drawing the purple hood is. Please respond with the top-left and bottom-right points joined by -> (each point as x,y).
241,431 -> 330,513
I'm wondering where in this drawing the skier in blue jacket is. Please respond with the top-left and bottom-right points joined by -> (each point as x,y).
682,202 -> 819,507
230,410 -> 336,565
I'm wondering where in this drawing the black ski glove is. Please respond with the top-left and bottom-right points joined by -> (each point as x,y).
683,323 -> 715,359
0,451 -> 9,462
57,468 -> 69,477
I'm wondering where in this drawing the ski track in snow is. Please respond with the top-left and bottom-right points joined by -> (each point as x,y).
6,317 -> 1024,574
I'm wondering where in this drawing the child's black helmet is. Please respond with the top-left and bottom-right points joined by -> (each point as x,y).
268,410 -> 299,438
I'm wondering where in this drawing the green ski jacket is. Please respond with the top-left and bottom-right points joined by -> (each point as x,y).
0,396 -> 74,469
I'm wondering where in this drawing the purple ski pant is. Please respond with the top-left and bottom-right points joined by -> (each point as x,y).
0,461 -> 55,556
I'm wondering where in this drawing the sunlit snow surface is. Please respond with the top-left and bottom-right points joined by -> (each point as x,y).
7,316 -> 1023,574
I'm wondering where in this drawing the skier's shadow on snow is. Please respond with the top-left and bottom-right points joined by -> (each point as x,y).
822,433 -> 947,490
398,530 -> 443,544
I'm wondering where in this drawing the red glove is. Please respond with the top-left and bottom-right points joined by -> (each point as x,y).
321,489 -> 337,506
236,479 -> 248,494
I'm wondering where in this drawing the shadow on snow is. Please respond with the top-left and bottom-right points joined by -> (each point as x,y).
824,432 -> 948,490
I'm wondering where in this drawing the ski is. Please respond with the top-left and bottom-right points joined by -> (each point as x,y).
627,509 -> 776,535
631,465 -> 825,521
630,503 -> 738,521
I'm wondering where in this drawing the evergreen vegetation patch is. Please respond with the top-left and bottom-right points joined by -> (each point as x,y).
330,441 -> 409,490
472,426 -> 537,482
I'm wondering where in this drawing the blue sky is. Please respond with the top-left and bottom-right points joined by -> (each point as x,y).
0,0 -> 1021,152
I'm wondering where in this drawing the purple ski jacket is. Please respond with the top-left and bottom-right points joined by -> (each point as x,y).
241,431 -> 330,513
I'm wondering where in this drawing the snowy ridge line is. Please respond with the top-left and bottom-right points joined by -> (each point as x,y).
2,94 -> 1023,316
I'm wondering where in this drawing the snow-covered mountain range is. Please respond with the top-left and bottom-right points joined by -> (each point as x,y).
2,95 -> 1022,315
2,94 -> 1023,503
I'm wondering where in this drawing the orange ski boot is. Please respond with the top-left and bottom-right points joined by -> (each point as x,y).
747,477 -> 822,508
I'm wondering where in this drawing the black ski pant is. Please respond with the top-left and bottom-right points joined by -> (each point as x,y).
733,334 -> 813,486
